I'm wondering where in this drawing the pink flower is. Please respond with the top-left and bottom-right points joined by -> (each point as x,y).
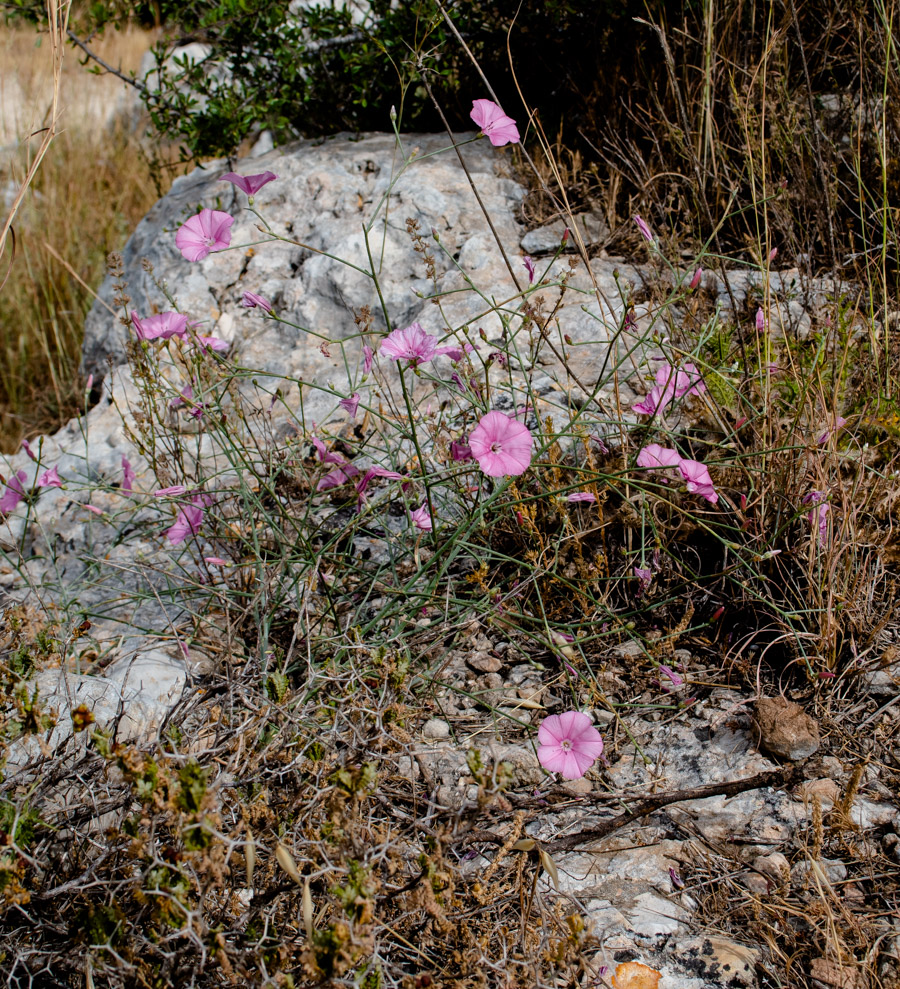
470,99 -> 520,146
204,557 -> 230,566
340,393 -> 361,418
633,363 -> 706,417
242,291 -> 273,312
769,247 -> 778,262
659,664 -> 683,686
193,335 -> 229,352
634,566 -> 652,594
810,503 -> 829,539
0,470 -> 28,514
311,435 -> 348,466
380,323 -> 438,365
633,215 -> 654,243
636,444 -> 682,470
220,171 -> 277,196
131,311 -> 189,341
316,464 -> 360,491
689,267 -> 703,289
755,307 -> 767,332
20,439 -> 37,461
567,492 -> 596,503
355,466 -> 405,504
122,456 -> 136,493
410,503 -> 433,531
170,384 -> 194,409
537,711 -> 604,779
435,341 -> 475,361
363,344 -> 374,375
84,504 -> 103,515
469,411 -> 533,478
37,466 -> 62,488
450,441 -> 472,462
155,485 -> 188,498
175,208 -> 234,262
522,255 -> 536,283
166,500 -> 205,545
818,416 -> 847,444
678,458 -> 719,504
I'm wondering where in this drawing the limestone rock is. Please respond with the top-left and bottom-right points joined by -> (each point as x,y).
677,936 -> 759,988
754,695 -> 820,760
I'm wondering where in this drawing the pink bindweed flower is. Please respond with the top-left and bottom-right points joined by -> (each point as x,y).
84,504 -> 104,516
362,344 -> 374,375
204,557 -> 230,566
470,99 -> 520,146
170,384 -> 194,409
122,456 -> 136,493
818,416 -> 847,444
450,440 -> 472,462
220,171 -> 277,196
633,215 -> 654,243
636,444 -> 683,471
435,341 -> 476,361
678,458 -> 719,504
154,485 -> 188,498
469,411 -> 533,478
537,711 -> 604,779
166,499 -> 205,545
37,466 -> 62,488
769,247 -> 778,262
242,291 -> 273,312
131,311 -> 189,341
316,464 -> 360,491
20,439 -> 37,461
192,335 -> 229,352
380,322 -> 438,365
633,362 -> 706,417
689,267 -> 703,290
340,393 -> 361,418
522,255 -> 536,283
634,566 -> 653,595
355,466 -> 405,505
409,503 -> 433,531
567,492 -> 596,503
659,664 -> 684,687
810,502 -> 829,540
755,307 -> 768,332
311,434 -> 348,466
175,208 -> 234,262
0,470 -> 28,514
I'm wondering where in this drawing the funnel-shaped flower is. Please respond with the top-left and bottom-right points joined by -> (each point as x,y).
131,311 -> 189,341
220,171 -> 277,195
410,503 -> 433,531
0,470 -> 27,514
470,99 -> 520,146
636,444 -> 682,471
537,711 -> 604,779
37,466 -> 62,488
242,291 -> 273,312
175,208 -> 234,262
677,458 -> 719,504
469,411 -> 533,477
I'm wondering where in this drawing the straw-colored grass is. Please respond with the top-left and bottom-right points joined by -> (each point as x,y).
0,21 -> 172,451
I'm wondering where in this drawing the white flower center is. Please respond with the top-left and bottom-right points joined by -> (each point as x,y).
560,739 -> 572,751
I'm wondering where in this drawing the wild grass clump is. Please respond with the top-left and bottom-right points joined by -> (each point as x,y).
0,81 -> 898,984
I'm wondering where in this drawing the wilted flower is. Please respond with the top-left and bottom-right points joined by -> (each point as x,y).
220,171 -> 277,196
410,503 -> 433,531
154,485 -> 188,498
537,711 -> 604,779
633,215 -> 654,243
193,335 -> 230,352
567,492 -> 596,503
634,566 -> 653,595
37,466 -> 62,488
166,499 -> 205,545
121,456 -> 136,493
175,208 -> 234,262
355,466 -> 405,505
340,393 -> 361,418
450,441 -> 472,462
755,307 -> 768,332
818,416 -> 847,444
470,99 -> 520,146
522,255 -> 536,283
658,664 -> 684,686
0,470 -> 27,514
689,267 -> 703,290
242,291 -> 273,312
380,322 -> 438,365
363,344 -> 374,375
20,439 -> 37,461
469,411 -> 533,478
